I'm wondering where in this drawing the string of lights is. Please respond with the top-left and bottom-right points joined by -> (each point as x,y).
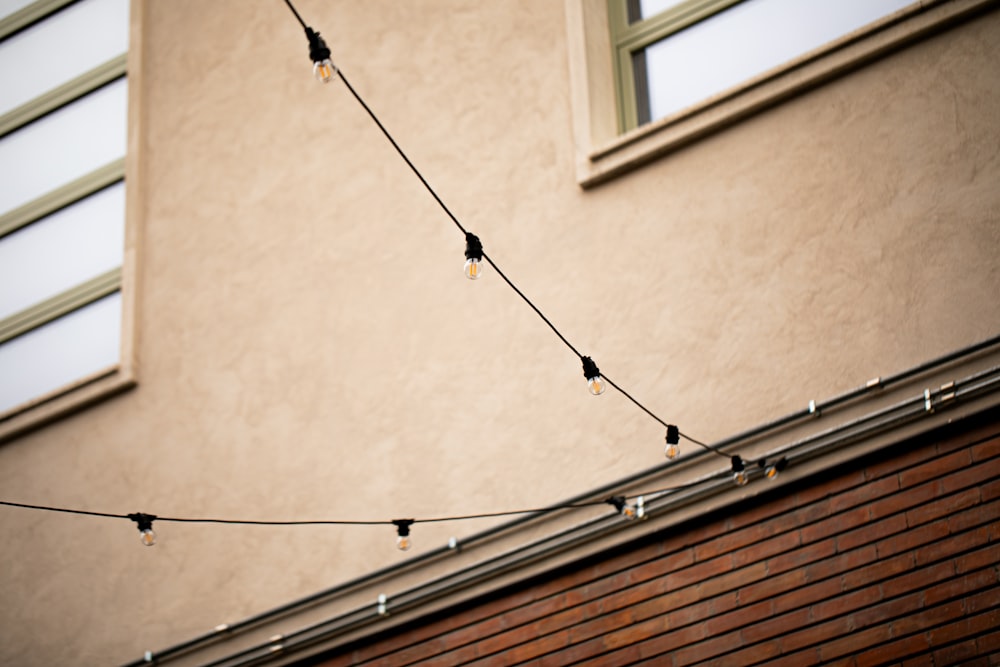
280,0 -> 734,462
0,3 -> 799,555
2,464 -> 788,550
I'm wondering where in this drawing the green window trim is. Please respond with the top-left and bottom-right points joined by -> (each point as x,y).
609,0 -> 741,132
0,267 -> 121,345
0,0 -> 76,40
0,159 -> 124,238
0,54 -> 127,138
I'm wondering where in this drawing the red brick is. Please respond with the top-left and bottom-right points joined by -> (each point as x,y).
811,586 -> 883,621
694,522 -> 783,561
816,545 -> 882,587
667,553 -> 733,589
923,566 -> 998,606
853,633 -> 931,667
767,537 -> 837,576
977,628 -> 1000,653
817,624 -> 894,661
964,586 -> 1000,614
671,629 -> 743,665
881,559 -> 955,599
890,598 -> 965,637
914,523 -> 991,566
738,607 -> 812,644
982,478 -> 1000,502
772,576 -> 843,615
828,475 -> 900,515
837,513 -> 908,552
697,561 -> 768,599
949,497 -> 1000,533
906,487 -> 981,527
801,506 -> 872,545
739,567 -> 807,606
731,529 -> 802,568
926,606 -> 1000,645
972,435 -> 1000,462
868,479 -> 938,520
939,456 -> 1000,494
709,639 -> 783,667
956,541 -> 1000,575
864,444 -> 938,482
780,615 -> 854,653
933,640 -> 981,665
851,591 -> 923,630
876,519 -> 950,558
898,449 -> 973,488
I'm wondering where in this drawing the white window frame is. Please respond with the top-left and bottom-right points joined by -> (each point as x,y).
0,0 -> 143,442
565,0 -> 995,187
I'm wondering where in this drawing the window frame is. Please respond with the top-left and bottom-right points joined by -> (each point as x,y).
565,0 -> 994,187
0,0 -> 142,442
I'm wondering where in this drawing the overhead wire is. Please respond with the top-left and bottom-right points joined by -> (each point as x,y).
280,0 -> 730,459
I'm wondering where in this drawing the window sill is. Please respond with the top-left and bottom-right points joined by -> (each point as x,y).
567,0 -> 994,188
0,364 -> 136,443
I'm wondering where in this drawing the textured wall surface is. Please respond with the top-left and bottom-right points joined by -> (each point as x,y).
312,412 -> 1000,666
1,1 -> 998,664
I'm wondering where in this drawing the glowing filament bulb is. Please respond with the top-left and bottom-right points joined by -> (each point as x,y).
128,513 -> 157,547
765,457 -> 788,480
464,233 -> 484,280
664,424 -> 680,459
731,456 -> 749,487
393,520 -> 414,551
581,356 -> 606,396
313,59 -> 334,83
607,496 -> 636,520
305,28 -> 334,84
464,257 -> 482,280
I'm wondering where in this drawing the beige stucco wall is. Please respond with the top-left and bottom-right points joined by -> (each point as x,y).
1,1 -> 998,664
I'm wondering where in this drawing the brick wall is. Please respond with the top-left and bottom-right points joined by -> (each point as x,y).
309,413 -> 1000,666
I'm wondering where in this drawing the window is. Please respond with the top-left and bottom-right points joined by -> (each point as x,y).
611,0 -> 915,131
0,0 -> 137,439
565,0 -> 992,186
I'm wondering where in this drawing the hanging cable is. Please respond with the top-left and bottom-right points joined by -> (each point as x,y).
0,466 -> 752,547
278,0 -> 732,461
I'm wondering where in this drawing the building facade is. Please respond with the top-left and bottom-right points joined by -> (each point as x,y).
1,1 -> 998,665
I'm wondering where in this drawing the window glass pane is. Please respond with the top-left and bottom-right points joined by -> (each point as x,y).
638,0 -> 688,21
0,0 -> 129,116
643,0 -> 914,122
0,77 -> 126,213
0,0 -> 35,21
0,291 -> 121,413
0,182 -> 124,319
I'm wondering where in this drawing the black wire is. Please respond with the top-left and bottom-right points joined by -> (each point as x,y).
0,500 -> 124,520
282,0 -> 308,29
334,70 -> 468,237
279,0 -> 718,456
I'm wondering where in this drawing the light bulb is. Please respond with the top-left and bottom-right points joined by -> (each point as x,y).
464,233 -> 484,280
128,512 -> 158,547
765,457 -> 788,480
665,425 -> 680,459
313,59 -> 334,83
464,257 -> 482,280
731,456 -> 749,487
393,519 -> 414,551
581,357 -> 606,396
606,496 -> 635,520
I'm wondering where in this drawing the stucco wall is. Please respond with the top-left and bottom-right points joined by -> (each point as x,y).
1,1 -> 998,664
